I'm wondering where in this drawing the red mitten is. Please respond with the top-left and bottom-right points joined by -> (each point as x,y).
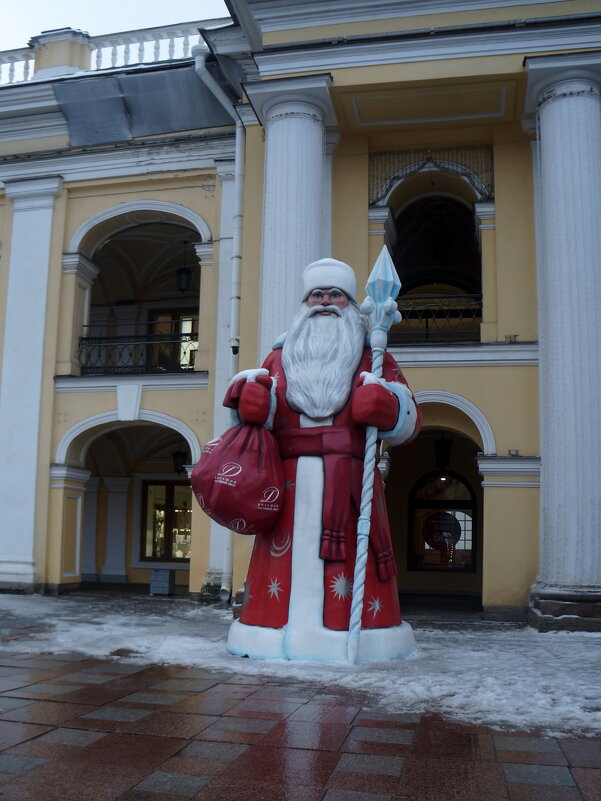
224,374 -> 272,425
351,382 -> 399,430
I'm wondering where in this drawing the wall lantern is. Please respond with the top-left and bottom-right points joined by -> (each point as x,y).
176,240 -> 193,294
172,449 -> 188,474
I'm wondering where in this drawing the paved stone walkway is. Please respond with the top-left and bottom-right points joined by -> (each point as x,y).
0,649 -> 597,800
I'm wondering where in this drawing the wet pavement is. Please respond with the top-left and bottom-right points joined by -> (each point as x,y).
0,594 -> 597,801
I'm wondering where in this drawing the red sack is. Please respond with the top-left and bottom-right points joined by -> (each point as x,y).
191,425 -> 285,534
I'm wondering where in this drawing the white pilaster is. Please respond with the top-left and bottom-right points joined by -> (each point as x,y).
81,477 -> 101,581
208,162 -> 236,592
0,176 -> 62,588
530,73 -> 601,591
245,76 -> 337,359
322,128 -> 340,258
101,476 -> 130,582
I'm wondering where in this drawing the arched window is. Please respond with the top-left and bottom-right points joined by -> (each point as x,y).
390,195 -> 482,344
408,471 -> 476,572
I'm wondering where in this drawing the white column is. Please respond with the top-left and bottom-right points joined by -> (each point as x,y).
0,176 -> 62,588
534,77 -> 601,591
208,163 -> 236,596
81,477 -> 101,581
101,477 -> 130,582
245,76 -> 337,359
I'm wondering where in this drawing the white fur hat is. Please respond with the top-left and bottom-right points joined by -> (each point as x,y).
301,258 -> 357,302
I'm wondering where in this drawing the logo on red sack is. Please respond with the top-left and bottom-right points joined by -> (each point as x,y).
196,491 -> 205,509
214,461 -> 243,487
219,462 -> 242,477
203,436 -> 222,454
230,517 -> 247,531
262,486 -> 280,502
257,485 -> 281,512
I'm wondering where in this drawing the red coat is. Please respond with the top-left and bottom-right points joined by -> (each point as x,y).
231,347 -> 421,632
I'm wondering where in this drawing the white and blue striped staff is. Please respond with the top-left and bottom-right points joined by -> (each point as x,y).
347,245 -> 402,664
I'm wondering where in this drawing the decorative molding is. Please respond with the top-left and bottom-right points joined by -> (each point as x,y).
254,22 -> 601,78
4,175 -> 63,209
0,82 -> 60,115
68,200 -> 212,253
249,0 -> 568,31
414,389 -> 496,455
194,242 -> 214,267
55,373 -> 209,393
524,51 -> 601,115
55,409 -> 202,465
478,456 -> 540,475
0,138 -> 235,188
0,113 -> 68,142
49,464 -> 92,490
116,382 -> 143,421
244,74 -> 336,126
538,78 -> 601,110
390,343 -> 538,367
61,252 -> 99,284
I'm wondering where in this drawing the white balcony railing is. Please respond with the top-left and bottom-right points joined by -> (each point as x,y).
0,19 -> 226,86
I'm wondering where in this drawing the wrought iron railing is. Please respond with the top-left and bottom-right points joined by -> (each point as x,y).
390,294 -> 482,345
79,329 -> 198,375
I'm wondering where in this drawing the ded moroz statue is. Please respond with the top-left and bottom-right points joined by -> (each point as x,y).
206,256 -> 421,661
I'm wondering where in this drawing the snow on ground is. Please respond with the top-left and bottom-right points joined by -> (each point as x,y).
0,593 -> 600,737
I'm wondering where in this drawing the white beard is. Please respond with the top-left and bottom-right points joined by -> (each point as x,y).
282,302 -> 366,420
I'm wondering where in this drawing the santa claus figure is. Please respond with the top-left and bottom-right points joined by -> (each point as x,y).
223,258 -> 421,661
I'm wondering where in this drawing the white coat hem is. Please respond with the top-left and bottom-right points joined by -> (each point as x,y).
226,619 -> 416,662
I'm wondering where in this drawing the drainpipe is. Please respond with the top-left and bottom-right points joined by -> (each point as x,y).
193,47 -> 244,602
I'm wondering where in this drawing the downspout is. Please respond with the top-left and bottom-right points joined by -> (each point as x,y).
193,47 -> 245,601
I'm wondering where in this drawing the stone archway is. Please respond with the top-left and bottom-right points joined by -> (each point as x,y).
52,414 -> 201,588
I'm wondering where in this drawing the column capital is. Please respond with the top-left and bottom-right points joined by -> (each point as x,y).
193,242 -> 214,267
4,176 -> 63,210
62,252 -> 99,285
50,464 -> 92,489
244,73 -> 337,127
524,52 -> 601,116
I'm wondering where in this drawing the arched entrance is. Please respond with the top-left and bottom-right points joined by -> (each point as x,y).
52,415 -> 201,591
385,423 -> 485,608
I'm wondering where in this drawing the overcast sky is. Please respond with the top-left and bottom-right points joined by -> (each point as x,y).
0,0 -> 230,52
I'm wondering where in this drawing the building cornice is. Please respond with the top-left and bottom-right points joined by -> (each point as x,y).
0,137 -> 235,186
0,113 -> 68,142
249,0 -> 569,32
390,343 -> 538,367
55,373 -> 209,393
254,21 -> 601,77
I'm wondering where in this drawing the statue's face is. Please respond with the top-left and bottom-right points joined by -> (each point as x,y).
306,287 -> 349,313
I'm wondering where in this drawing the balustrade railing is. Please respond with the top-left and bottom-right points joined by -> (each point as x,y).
0,20 -> 222,85
90,22 -> 208,72
0,48 -> 34,85
390,294 -> 482,345
79,326 -> 198,375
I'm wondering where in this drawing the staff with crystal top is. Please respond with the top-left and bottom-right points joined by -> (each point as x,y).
222,253 -> 421,661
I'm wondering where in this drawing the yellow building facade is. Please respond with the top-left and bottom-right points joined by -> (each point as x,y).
0,1 -> 600,631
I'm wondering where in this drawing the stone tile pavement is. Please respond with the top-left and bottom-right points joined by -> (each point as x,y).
0,650 -> 597,800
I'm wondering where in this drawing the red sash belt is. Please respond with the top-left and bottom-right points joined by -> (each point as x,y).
277,426 -> 365,563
